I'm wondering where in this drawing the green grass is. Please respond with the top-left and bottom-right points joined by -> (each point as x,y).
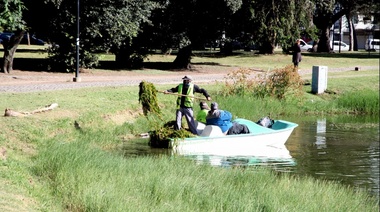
32,141 -> 378,211
0,47 -> 379,211
336,89 -> 379,114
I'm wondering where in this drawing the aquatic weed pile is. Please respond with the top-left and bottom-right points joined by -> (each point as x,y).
138,81 -> 161,116
149,121 -> 195,148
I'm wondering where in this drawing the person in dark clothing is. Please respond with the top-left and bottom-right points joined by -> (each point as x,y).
165,75 -> 211,135
292,39 -> 302,68
206,102 -> 250,135
206,102 -> 233,134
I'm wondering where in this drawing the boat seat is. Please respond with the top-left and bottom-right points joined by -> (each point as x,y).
200,125 -> 225,137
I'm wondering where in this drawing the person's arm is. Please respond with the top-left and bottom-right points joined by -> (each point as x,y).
165,85 -> 179,93
193,84 -> 211,100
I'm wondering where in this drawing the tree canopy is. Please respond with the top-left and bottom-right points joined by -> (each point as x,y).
1,0 -> 379,73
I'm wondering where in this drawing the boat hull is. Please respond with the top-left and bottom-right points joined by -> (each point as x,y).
170,119 -> 298,157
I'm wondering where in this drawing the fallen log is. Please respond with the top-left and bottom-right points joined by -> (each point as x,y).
4,103 -> 59,117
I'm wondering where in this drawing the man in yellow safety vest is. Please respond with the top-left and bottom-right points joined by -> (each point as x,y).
165,75 -> 211,135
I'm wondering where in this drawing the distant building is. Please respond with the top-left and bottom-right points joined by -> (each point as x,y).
331,14 -> 379,49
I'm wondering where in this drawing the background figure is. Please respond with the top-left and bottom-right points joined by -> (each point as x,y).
196,102 -> 210,124
292,39 -> 302,68
165,75 -> 211,135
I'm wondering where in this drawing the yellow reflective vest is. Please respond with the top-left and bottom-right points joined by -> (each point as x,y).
177,83 -> 194,108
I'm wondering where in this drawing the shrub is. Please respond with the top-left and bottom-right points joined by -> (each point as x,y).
264,65 -> 304,100
220,68 -> 255,96
220,65 -> 304,100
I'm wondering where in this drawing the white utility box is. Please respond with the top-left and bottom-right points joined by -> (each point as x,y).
311,66 -> 328,94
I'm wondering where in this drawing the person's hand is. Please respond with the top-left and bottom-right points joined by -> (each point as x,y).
164,91 -> 169,94
207,96 -> 211,101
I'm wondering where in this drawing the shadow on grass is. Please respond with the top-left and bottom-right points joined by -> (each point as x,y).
7,57 -> 229,73
12,58 -> 51,72
302,52 -> 380,59
4,50 -> 377,73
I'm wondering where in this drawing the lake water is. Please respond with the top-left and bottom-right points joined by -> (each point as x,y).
286,116 -> 379,200
125,115 -> 379,200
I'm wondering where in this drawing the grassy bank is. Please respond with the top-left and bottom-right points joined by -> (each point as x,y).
1,51 -> 379,210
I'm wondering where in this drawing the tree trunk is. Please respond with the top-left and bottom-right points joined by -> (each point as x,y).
173,45 -> 192,69
317,26 -> 332,53
259,42 -> 275,54
347,14 -> 354,52
1,31 -> 24,74
352,22 -> 358,51
114,46 -> 134,68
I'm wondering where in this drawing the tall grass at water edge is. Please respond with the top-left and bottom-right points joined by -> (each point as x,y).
335,89 -> 379,114
33,140 -> 378,211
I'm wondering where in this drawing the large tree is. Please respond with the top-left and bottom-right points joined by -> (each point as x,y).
0,0 -> 25,73
312,0 -> 348,52
30,0 -> 158,72
230,0 -> 315,54
139,0 -> 243,69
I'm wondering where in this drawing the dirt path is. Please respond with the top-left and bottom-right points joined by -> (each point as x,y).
0,65 -> 377,93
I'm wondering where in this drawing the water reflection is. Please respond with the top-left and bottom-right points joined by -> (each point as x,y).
175,145 -> 296,170
315,118 -> 327,150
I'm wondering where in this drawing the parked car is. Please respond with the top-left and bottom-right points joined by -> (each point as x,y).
330,41 -> 349,51
0,32 -> 13,43
365,39 -> 380,51
299,39 -> 312,52
21,34 -> 45,45
0,32 -> 45,45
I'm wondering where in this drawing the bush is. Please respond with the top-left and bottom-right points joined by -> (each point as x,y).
220,65 -> 304,100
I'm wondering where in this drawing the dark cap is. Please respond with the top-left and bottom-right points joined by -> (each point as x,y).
200,102 -> 209,110
211,102 -> 218,111
182,75 -> 192,81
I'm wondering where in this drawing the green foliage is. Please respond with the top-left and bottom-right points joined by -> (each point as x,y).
42,0 -> 158,71
238,0 -> 315,54
0,0 -> 25,31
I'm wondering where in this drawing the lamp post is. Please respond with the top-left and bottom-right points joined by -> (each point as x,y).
73,0 -> 81,82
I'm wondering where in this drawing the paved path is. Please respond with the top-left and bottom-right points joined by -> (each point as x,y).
0,66 -> 377,93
